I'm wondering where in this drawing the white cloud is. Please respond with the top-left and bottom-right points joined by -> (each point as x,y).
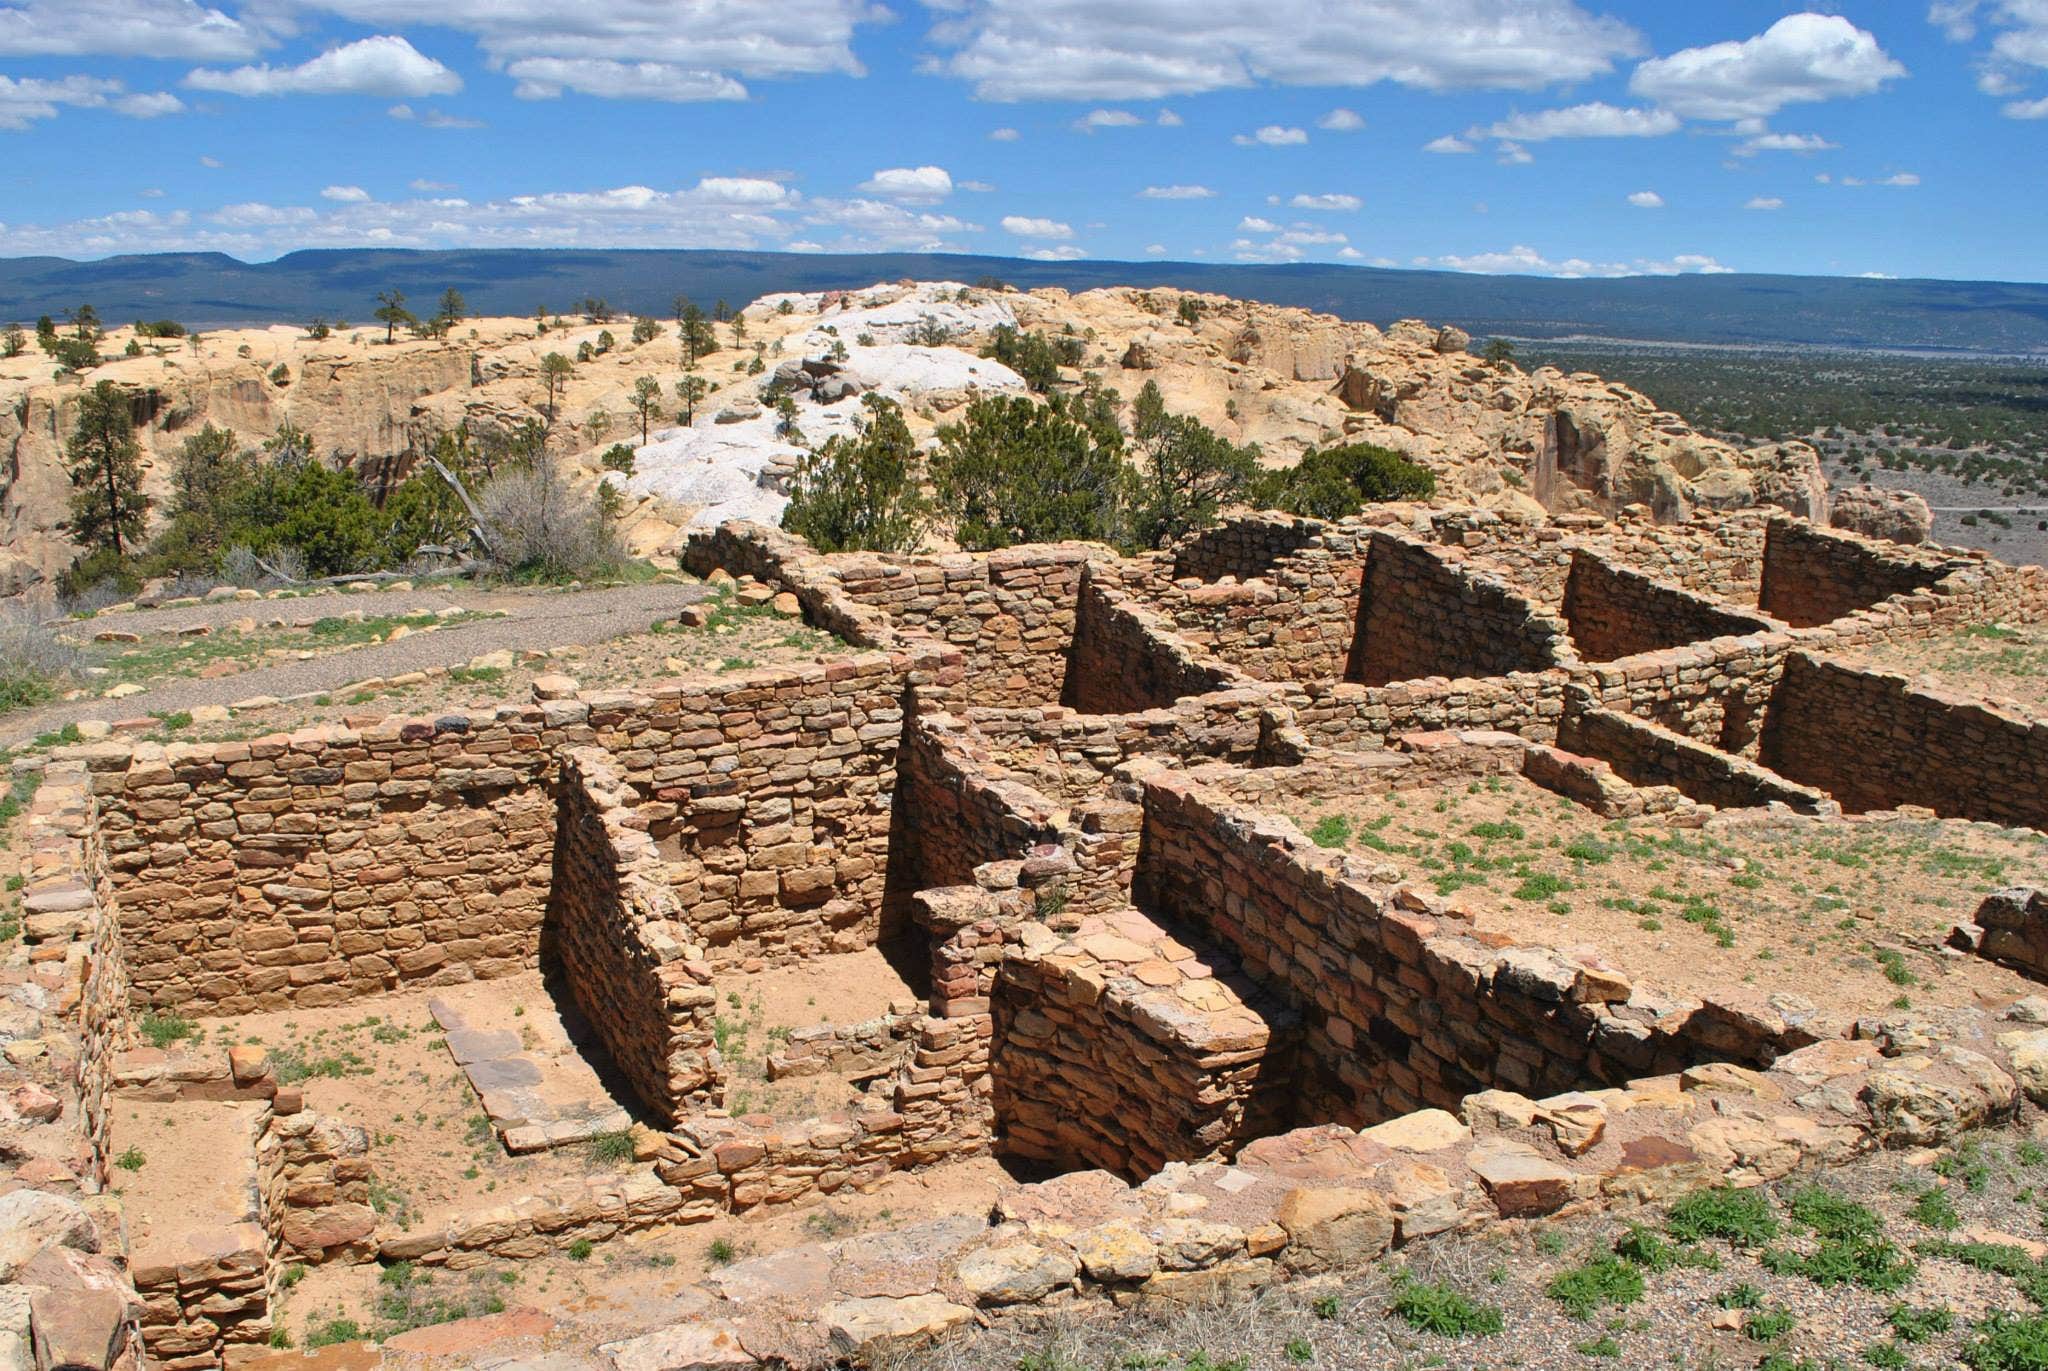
1480,102 -> 1679,141
1745,195 -> 1784,209
198,154 -> 221,167
1878,171 -> 1921,186
1074,108 -> 1144,131
1237,215 -> 1282,232
1859,270 -> 1897,279
321,184 -> 372,202
1735,131 -> 1837,154
1419,243 -> 1734,278
988,126 -> 1020,140
409,177 -> 455,192
505,58 -> 745,102
1156,107 -> 1183,126
1317,106 -> 1364,131
0,0 -> 260,61
2005,94 -> 2048,117
1496,141 -> 1533,165
1337,246 -> 1363,259
1932,2 -> 2048,108
1001,214 -> 1072,239
957,179 -> 995,192
1289,192 -> 1360,211
0,74 -> 185,129
1143,243 -> 1167,255
856,165 -> 955,203
113,91 -> 185,118
188,35 -> 461,99
1626,190 -> 1664,208
139,187 -> 164,198
1233,124 -> 1307,145
1024,244 -> 1086,260
1140,184 -> 1215,199
1629,13 -> 1906,121
387,103 -> 483,128
1423,134 -> 1475,153
1278,229 -> 1346,245
920,0 -> 1642,101
1232,238 -> 1304,262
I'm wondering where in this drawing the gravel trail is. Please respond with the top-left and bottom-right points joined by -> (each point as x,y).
7,581 -> 710,746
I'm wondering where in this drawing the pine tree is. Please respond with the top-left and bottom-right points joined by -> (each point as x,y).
630,376 -> 663,443
781,395 -> 925,553
63,381 -> 150,558
374,289 -> 414,344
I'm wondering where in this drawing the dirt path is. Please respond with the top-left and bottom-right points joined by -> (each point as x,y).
6,581 -> 711,746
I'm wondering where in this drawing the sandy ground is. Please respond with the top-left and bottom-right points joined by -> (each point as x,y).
107,1098 -> 265,1251
1287,773 -> 2048,1016
1847,621 -> 2048,719
712,946 -> 924,1123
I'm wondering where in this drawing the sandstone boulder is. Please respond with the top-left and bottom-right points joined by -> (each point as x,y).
1830,485 -> 1933,545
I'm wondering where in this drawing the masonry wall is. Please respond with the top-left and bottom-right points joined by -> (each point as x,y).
1133,772 -> 1793,1126
548,749 -> 721,1124
1561,551 -> 1776,662
1170,512 -> 1330,581
90,724 -> 556,1015
1062,574 -> 1247,712
616,651 -> 948,965
1287,670 -> 1568,751
1557,702 -> 1827,814
826,546 -> 1101,708
1579,635 -> 1793,755
1759,518 -> 1961,627
993,951 -> 1298,1180
1345,533 -> 1570,687
1759,651 -> 2048,826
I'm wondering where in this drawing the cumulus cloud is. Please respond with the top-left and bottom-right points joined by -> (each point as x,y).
505,58 -> 745,102
1155,107 -> 1183,126
1629,13 -> 1905,121
409,177 -> 455,192
1074,108 -> 1143,131
1745,195 -> 1784,209
1001,214 -> 1072,239
1233,124 -> 1307,145
1143,243 -> 1167,255
1024,244 -> 1086,260
920,0 -> 1642,101
1140,184 -> 1215,199
1496,141 -> 1533,165
1735,131 -> 1837,154
1289,192 -> 1360,210
188,34 -> 461,98
387,103 -> 482,128
1930,2 -> 2048,110
1317,107 -> 1364,130
0,0 -> 260,61
957,179 -> 995,192
321,184 -> 372,202
856,165 -> 954,203
988,126 -> 1020,140
1479,102 -> 1679,141
0,74 -> 185,129
1237,216 -> 1282,232
1418,243 -> 1734,278
1627,190 -> 1664,208
1423,134 -> 1475,153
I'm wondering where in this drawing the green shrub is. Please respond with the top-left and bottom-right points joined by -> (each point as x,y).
1889,1305 -> 1956,1343
1251,443 -> 1437,519
138,1011 -> 196,1048
1966,1312 -> 2048,1371
1388,1277 -> 1503,1336
1308,815 -> 1353,848
1745,1308 -> 1797,1341
1666,1188 -> 1780,1244
1546,1257 -> 1644,1320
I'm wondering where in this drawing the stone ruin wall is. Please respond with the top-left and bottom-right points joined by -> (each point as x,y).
1555,700 -> 1829,814
20,507 -> 2048,1371
1559,550 -> 1778,662
1758,518 -> 1968,627
1760,650 -> 2048,828
547,747 -> 721,1124
1129,771 -> 1798,1128
1061,573 -> 1250,712
87,724 -> 555,1015
1345,532 -> 1572,687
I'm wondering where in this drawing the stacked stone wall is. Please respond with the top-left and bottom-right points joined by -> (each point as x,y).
547,748 -> 721,1124
1062,573 -> 1249,712
1133,770 -> 1798,1126
1288,671 -> 1568,751
1759,651 -> 2048,826
1561,551 -> 1777,661
1759,518 -> 1964,627
1579,635 -> 1793,755
88,724 -> 555,1015
1556,700 -> 1827,813
1345,533 -> 1571,686
1170,512 -> 1330,581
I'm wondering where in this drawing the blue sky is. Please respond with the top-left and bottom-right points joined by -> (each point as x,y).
0,1 -> 2041,281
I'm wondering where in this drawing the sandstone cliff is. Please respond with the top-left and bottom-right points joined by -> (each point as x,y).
0,283 -> 1828,594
